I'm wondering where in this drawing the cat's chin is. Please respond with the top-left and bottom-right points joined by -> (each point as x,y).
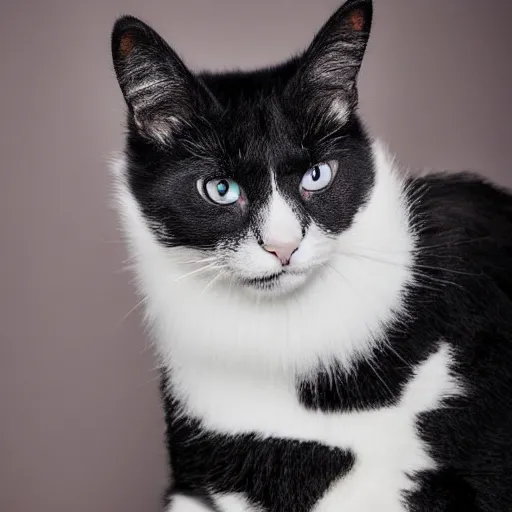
236,270 -> 312,299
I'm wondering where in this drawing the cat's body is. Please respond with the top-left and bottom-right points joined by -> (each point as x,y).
110,1 -> 512,510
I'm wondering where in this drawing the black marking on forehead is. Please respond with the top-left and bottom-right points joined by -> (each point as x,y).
198,58 -> 301,107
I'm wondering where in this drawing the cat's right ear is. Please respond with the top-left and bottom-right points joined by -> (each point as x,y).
286,0 -> 372,122
111,16 -> 212,145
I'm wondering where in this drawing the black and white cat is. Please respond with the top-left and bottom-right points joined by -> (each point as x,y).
110,1 -> 512,510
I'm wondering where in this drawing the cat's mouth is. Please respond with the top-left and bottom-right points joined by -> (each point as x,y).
241,272 -> 284,287
239,269 -> 311,293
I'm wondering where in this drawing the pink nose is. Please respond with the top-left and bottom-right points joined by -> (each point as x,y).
262,241 -> 299,266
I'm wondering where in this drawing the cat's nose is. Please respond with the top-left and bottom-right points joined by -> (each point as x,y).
262,241 -> 299,266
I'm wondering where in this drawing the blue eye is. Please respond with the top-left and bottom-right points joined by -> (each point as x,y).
203,178 -> 241,205
300,162 -> 337,192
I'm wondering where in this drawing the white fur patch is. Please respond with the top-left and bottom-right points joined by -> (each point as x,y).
260,173 -> 302,249
214,494 -> 263,512
310,344 -> 461,512
329,98 -> 350,124
167,495 -> 212,512
178,344 -> 460,512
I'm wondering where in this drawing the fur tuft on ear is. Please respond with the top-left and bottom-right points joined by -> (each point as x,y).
111,16 -> 213,145
287,0 -> 373,123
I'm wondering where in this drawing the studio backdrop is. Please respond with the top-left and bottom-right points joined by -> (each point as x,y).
1,1 -> 511,511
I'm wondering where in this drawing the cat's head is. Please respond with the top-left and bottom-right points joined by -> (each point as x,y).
111,0 -> 385,299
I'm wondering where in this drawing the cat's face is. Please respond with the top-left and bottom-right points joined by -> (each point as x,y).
112,0 -> 375,298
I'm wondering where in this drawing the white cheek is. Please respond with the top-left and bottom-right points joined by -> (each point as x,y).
290,222 -> 335,268
229,235 -> 282,277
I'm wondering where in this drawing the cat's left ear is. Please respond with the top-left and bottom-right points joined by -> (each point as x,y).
288,0 -> 372,116
111,16 -> 215,145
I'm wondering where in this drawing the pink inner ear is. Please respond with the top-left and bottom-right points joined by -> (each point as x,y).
119,32 -> 135,57
348,9 -> 365,32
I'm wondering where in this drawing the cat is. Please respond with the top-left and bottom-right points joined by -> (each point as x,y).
109,0 -> 512,510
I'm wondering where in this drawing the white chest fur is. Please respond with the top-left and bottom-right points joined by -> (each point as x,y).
169,344 -> 461,512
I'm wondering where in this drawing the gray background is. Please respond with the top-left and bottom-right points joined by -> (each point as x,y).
1,1 -> 511,511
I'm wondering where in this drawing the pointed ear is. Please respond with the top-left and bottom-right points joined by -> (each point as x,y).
111,16 -> 212,144
288,0 -> 372,120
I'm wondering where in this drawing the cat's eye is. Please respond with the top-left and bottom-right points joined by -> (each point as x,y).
300,162 -> 336,192
203,178 -> 241,205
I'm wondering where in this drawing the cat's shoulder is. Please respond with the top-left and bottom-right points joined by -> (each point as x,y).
411,170 -> 512,223
407,171 -> 512,249
407,170 -> 512,327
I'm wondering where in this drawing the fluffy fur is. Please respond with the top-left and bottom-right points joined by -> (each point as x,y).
110,1 -> 512,510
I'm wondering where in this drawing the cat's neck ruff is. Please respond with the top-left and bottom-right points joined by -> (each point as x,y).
113,139 -> 415,378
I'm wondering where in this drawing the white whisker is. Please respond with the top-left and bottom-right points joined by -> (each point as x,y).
118,295 -> 147,325
180,256 -> 218,265
174,263 -> 220,282
201,270 -> 225,296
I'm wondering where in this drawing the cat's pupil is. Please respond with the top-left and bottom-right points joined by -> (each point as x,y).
217,180 -> 229,196
312,166 -> 321,181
